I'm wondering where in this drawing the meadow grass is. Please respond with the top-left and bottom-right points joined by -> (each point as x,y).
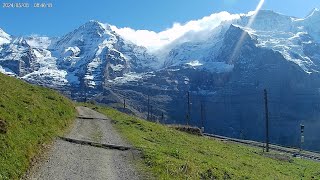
87,104 -> 320,179
0,74 -> 76,179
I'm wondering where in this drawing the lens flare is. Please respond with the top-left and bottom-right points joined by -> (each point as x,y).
228,0 -> 265,63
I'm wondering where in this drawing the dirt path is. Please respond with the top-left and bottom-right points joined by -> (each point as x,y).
26,106 -> 140,180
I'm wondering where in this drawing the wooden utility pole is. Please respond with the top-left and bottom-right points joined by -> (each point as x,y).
200,101 -> 205,128
84,91 -> 87,102
300,124 -> 305,153
187,91 -> 191,125
264,89 -> 270,152
161,112 -> 164,123
150,105 -> 153,121
147,95 -> 150,120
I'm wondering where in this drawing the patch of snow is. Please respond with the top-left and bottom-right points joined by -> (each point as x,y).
0,65 -> 16,76
167,68 -> 180,72
184,77 -> 190,84
25,36 -> 52,49
186,60 -> 203,67
253,30 -> 316,73
20,54 -> 71,86
87,58 -> 102,70
83,57 -> 104,88
113,72 -> 143,84
33,49 -> 44,58
22,67 -> 68,86
111,72 -> 156,84
84,74 -> 94,80
64,46 -> 80,57
110,64 -> 124,72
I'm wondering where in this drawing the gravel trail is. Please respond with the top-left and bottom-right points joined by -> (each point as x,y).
27,106 -> 140,180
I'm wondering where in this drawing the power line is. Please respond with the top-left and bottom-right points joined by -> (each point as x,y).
202,100 -> 263,104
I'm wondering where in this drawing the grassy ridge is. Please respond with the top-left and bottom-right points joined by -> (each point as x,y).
88,104 -> 320,179
0,74 -> 76,179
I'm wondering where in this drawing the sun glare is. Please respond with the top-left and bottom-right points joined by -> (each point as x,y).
229,0 -> 265,63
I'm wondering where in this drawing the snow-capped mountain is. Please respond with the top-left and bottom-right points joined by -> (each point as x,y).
0,20 -> 159,90
162,9 -> 320,74
50,20 -> 159,89
1,10 -> 319,85
1,9 -> 320,151
0,28 -> 11,46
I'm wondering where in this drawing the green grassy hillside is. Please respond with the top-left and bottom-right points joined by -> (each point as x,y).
0,74 -> 76,179
87,104 -> 320,179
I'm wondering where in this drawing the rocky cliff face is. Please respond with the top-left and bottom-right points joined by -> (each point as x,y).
1,10 -> 320,151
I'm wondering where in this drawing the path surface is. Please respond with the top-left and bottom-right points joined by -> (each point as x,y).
27,106 -> 140,180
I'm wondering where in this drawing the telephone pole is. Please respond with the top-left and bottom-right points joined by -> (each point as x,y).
200,100 -> 205,133
300,124 -> 305,153
161,112 -> 164,123
187,91 -> 191,125
147,95 -> 150,120
150,105 -> 153,121
264,89 -> 270,152
200,101 -> 205,128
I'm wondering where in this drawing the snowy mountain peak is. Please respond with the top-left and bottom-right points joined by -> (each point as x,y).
243,10 -> 291,21
51,20 -> 115,53
73,20 -> 110,37
256,10 -> 287,17
303,8 -> 320,29
80,20 -> 112,32
238,10 -> 294,32
300,8 -> 320,43
0,28 -> 8,35
306,8 -> 320,19
0,28 -> 11,45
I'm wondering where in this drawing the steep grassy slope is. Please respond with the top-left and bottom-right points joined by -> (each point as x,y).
0,74 -> 76,179
86,104 -> 320,179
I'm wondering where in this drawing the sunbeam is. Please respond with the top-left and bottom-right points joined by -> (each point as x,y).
228,0 -> 265,63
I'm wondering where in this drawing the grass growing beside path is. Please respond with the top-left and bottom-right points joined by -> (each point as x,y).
0,74 -> 76,179
87,104 -> 320,179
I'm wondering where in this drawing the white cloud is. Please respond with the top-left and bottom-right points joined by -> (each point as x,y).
110,11 -> 241,52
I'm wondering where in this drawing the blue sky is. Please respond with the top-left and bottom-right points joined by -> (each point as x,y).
1,0 -> 319,36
